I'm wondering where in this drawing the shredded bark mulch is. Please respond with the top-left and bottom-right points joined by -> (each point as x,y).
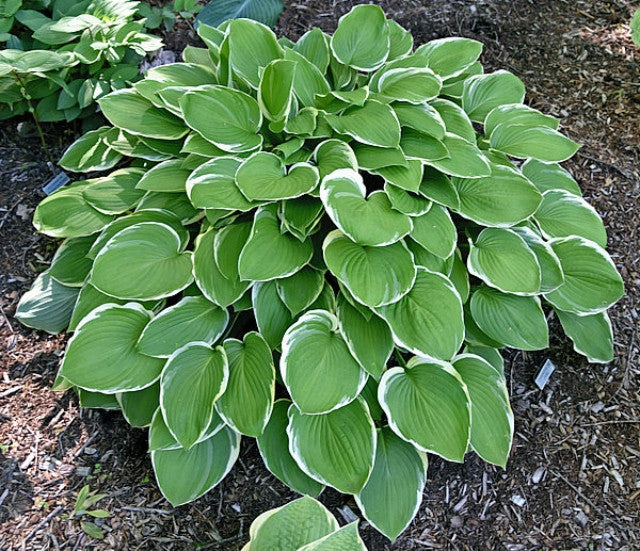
1,1 -> 639,549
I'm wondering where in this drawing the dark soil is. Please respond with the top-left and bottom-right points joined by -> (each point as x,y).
1,1 -> 639,549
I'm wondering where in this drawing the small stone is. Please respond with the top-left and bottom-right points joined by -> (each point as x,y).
230,503 -> 241,513
511,495 -> 526,507
591,401 -> 605,413
75,466 -> 91,477
450,515 -> 464,528
575,510 -> 589,527
84,447 -> 97,456
532,467 -> 545,484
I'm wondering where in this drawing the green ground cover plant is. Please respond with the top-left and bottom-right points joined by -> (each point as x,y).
16,4 -> 624,541
0,0 -> 161,122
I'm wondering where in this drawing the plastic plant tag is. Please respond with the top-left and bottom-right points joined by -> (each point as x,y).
535,358 -> 556,389
43,172 -> 70,195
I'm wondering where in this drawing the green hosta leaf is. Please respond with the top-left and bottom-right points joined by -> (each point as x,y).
216,332 -> 275,437
60,304 -> 165,392
160,343 -> 228,449
33,183 -> 114,239
320,169 -> 412,246
48,236 -> 95,287
119,383 -> 160,428
392,102 -> 446,140
180,85 -> 262,153
252,281 -> 293,350
376,268 -> 464,361
449,248 -> 470,303
470,285 -> 549,350
281,310 -> 366,414
379,357 -> 470,461
137,296 -> 228,358
452,354 -> 513,467
298,522 -> 366,551
336,294 -> 393,380
387,20 -> 413,60
484,104 -> 559,136
214,222 -> 253,280
420,167 -> 460,209
258,59 -> 295,121
284,48 -> 331,107
452,163 -> 542,226
384,184 -> 432,216
323,230 -> 416,308
135,192 -> 199,224
410,204 -> 456,259
399,128 -> 448,162
294,27 -> 330,73
99,90 -> 187,140
227,18 -> 283,88
330,4 -> 389,71
15,272 -> 79,334
511,227 -> 564,293
490,124 -> 580,162
238,205 -> 313,281
521,159 -> 581,195
83,168 -> 146,214
58,128 -> 123,173
534,190 -> 607,247
257,399 -> 325,496
287,398 -> 376,494
356,427 -> 427,541
196,0 -> 284,28
418,37 -> 483,78
468,228 -> 541,295
554,308 -> 614,364
353,144 -> 409,170
148,407 -> 225,452
431,98 -> 476,143
235,152 -> 319,200
152,426 -> 240,506
544,237 -> 624,314
248,496 -> 338,551
326,100 -> 401,148
136,160 -> 191,193
186,157 -> 260,211
407,240 -> 452,274
462,71 -> 525,122
373,160 -> 423,192
194,228 -> 251,307
276,267 -> 324,315
313,139 -> 357,179
78,389 -> 120,410
425,133 -> 491,178
376,67 -> 441,103
91,222 -> 193,300
279,197 -> 324,241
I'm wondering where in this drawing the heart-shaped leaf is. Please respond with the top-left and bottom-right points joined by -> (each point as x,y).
238,205 -> 313,281
320,169 -> 412,246
452,354 -> 513,467
490,124 -> 580,162
467,228 -> 541,295
252,281 -> 294,350
91,222 -> 193,300
376,268 -> 464,361
462,70 -> 525,122
470,285 -> 549,350
410,204 -> 457,259
281,310 -> 366,414
160,343 -> 228,449
215,332 -> 275,437
376,67 -> 441,103
521,159 -> 581,195
356,427 -> 427,541
554,308 -> 614,364
325,100 -> 400,148
323,230 -> 416,307
235,152 -> 319,201
287,398 -> 376,494
379,357 -> 470,461
137,296 -> 229,358
60,304 -> 165,392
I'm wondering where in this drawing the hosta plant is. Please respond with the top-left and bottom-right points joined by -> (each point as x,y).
0,0 -> 161,122
242,496 -> 366,550
17,5 -> 624,541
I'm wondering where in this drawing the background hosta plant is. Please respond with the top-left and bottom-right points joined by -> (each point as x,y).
17,5 -> 624,541
0,0 -> 161,122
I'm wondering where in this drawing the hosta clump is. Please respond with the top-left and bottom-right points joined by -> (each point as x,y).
17,5 -> 624,541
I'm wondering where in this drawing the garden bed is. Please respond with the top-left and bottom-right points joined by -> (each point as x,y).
1,0 -> 639,549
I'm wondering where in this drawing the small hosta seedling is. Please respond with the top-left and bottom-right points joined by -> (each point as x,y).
17,5 -> 623,541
